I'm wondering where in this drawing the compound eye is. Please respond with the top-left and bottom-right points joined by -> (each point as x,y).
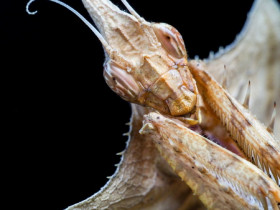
103,61 -> 140,102
152,23 -> 187,59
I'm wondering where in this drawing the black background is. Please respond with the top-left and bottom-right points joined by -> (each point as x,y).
3,0 -> 271,209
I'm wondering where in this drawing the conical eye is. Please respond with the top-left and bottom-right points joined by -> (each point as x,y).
152,23 -> 187,59
103,61 -> 140,102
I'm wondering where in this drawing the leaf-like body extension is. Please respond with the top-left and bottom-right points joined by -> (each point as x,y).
142,112 -> 280,209
205,0 -> 280,138
67,105 -> 199,209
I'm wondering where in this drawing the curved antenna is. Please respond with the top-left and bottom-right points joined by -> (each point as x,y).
26,0 -> 112,53
26,0 -> 38,15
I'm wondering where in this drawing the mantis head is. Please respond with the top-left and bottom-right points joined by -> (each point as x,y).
27,0 -> 198,117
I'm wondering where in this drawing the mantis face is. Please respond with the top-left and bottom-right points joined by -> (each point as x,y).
80,0 -> 198,116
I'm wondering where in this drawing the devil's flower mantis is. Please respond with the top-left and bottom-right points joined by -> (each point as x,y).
26,0 -> 280,209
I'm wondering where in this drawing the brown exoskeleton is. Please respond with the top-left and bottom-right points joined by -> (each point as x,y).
27,0 -> 280,209
91,0 -> 199,118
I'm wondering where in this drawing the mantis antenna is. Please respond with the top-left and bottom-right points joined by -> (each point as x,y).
26,0 -> 112,53
120,0 -> 143,21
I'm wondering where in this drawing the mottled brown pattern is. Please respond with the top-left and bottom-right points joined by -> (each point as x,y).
25,0 -> 280,209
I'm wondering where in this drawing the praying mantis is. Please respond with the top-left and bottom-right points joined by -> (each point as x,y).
26,0 -> 280,209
